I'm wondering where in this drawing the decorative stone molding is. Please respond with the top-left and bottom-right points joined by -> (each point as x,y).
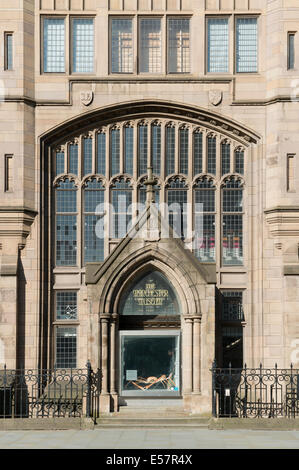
265,206 -> 299,238
0,208 -> 37,255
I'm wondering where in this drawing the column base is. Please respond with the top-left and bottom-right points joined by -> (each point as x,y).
99,393 -> 112,414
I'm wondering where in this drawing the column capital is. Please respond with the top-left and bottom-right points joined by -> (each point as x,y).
99,313 -> 110,322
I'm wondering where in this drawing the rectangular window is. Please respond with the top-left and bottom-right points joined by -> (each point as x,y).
221,291 -> 244,322
43,18 -> 65,73
4,155 -> 13,192
222,214 -> 243,266
4,33 -> 13,70
167,18 -> 190,73
56,327 -> 77,368
97,133 -> 106,176
56,215 -> 77,266
56,291 -> 77,320
139,18 -> 162,73
111,18 -> 133,73
236,17 -> 258,73
287,154 -> 295,192
288,33 -> 296,70
165,126 -> 175,176
124,126 -> 134,175
207,18 -> 229,73
72,18 -> 94,73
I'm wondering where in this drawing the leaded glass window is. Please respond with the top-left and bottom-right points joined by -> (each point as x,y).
207,135 -> 216,175
138,124 -> 148,177
124,126 -> 134,175
139,18 -> 162,74
235,149 -> 244,175
97,132 -> 106,175
207,18 -> 229,73
193,131 -> 203,176
110,128 -> 120,177
119,270 -> 180,315
167,18 -> 190,73
56,327 -> 77,368
84,178 -> 105,262
165,126 -> 175,176
167,178 -> 188,239
43,18 -> 65,73
56,291 -> 77,320
83,137 -> 93,176
222,179 -> 243,266
221,291 -> 244,321
72,18 -> 94,73
236,17 -> 258,73
111,179 -> 133,238
69,143 -> 78,175
179,127 -> 189,175
194,178 -> 216,262
221,142 -> 231,176
111,18 -> 133,73
4,33 -> 13,71
152,124 -> 161,176
55,179 -> 77,266
56,151 -> 65,176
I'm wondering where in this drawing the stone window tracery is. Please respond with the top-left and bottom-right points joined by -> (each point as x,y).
53,118 -> 246,268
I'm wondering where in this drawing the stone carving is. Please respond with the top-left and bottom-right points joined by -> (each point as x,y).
209,90 -> 223,106
80,91 -> 94,106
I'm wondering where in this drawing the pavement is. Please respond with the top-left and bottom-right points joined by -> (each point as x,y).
0,428 -> 298,449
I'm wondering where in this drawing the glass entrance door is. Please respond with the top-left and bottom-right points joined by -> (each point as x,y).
120,331 -> 180,397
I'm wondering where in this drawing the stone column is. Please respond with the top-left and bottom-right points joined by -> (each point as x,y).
110,313 -> 118,411
192,316 -> 201,394
99,313 -> 111,413
183,316 -> 193,401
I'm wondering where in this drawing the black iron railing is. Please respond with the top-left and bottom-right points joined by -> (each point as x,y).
0,362 -> 101,419
211,361 -> 299,418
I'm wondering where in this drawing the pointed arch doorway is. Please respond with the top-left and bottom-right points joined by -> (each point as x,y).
118,269 -> 182,400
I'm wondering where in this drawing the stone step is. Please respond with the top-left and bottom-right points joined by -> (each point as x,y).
96,417 -> 210,428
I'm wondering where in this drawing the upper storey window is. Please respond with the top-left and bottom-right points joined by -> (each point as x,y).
236,17 -> 258,73
43,18 -> 65,73
207,16 -> 258,74
110,16 -> 190,74
42,17 -> 94,73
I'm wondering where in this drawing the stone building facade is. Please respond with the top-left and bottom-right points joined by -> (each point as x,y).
0,0 -> 299,414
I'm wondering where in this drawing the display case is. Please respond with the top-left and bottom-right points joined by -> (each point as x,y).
120,331 -> 180,397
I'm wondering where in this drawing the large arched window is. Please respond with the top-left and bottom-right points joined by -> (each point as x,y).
52,119 -> 246,267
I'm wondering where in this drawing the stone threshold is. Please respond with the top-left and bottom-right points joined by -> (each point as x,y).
209,418 -> 299,431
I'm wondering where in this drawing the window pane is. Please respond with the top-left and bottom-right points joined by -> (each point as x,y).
152,124 -> 161,175
193,132 -> 203,175
56,215 -> 77,266
110,128 -> 120,176
165,126 -> 175,176
207,18 -> 229,73
5,33 -> 13,70
124,126 -> 134,175
179,128 -> 189,174
194,214 -> 215,262
138,125 -> 148,176
97,133 -> 106,175
69,144 -> 78,175
56,327 -> 77,368
83,137 -> 93,176
168,188 -> 187,239
43,18 -> 65,73
73,18 -> 94,73
84,214 -> 104,262
222,214 -> 243,266
56,190 -> 77,213
56,152 -> 65,176
207,136 -> 216,175
221,142 -> 230,175
168,18 -> 190,73
222,189 -> 243,212
236,18 -> 258,73
111,18 -> 133,73
221,291 -> 244,321
111,180 -> 132,238
288,33 -> 295,70
56,291 -> 77,320
139,18 -> 162,73
235,150 -> 244,175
